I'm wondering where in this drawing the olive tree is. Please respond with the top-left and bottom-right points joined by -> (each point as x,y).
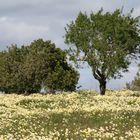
65,9 -> 140,95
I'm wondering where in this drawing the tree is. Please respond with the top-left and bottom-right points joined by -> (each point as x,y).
0,39 -> 79,94
23,39 -> 79,93
0,51 -> 7,92
46,62 -> 79,93
65,9 -> 140,95
126,64 -> 140,91
0,45 -> 26,93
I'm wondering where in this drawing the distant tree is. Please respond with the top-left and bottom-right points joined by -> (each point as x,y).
0,39 -> 79,94
65,9 -> 140,95
126,64 -> 140,91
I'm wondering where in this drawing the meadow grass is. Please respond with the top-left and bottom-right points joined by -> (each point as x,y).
0,90 -> 140,139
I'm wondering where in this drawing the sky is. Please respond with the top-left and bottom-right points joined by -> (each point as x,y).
0,0 -> 140,91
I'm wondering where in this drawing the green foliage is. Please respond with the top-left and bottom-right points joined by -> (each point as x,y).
46,64 -> 79,92
0,39 -> 79,94
0,46 -> 26,93
65,9 -> 140,95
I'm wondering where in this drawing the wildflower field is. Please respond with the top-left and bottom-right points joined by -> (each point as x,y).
0,90 -> 140,140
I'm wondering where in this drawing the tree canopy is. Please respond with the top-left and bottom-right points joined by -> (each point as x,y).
65,9 -> 140,95
0,39 -> 79,94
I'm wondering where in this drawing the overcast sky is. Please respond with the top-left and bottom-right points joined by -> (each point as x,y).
0,0 -> 140,91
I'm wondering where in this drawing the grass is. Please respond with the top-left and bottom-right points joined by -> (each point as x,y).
0,90 -> 140,139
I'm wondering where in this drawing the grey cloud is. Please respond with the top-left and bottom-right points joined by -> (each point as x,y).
1,0 -> 139,19
0,17 -> 49,50
0,0 -> 140,49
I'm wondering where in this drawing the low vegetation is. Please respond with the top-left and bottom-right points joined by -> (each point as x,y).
0,90 -> 140,139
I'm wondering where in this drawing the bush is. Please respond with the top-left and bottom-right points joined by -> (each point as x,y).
0,39 -> 79,94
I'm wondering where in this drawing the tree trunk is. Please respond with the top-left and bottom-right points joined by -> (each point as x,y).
99,80 -> 106,95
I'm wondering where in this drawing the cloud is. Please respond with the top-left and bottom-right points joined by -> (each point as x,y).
133,6 -> 140,17
0,17 -> 49,48
0,0 -> 140,48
